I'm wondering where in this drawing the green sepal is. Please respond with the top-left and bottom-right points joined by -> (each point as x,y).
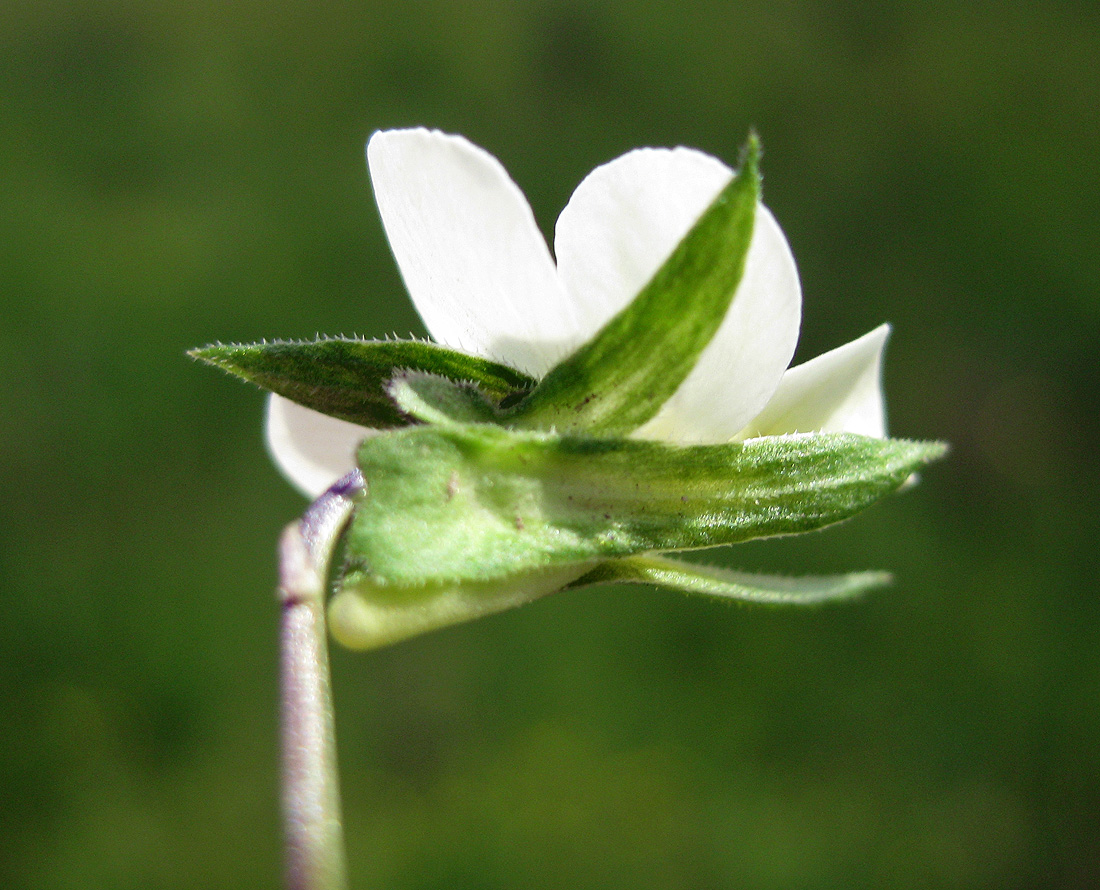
386,370 -> 501,425
345,422 -> 947,587
503,135 -> 760,435
189,337 -> 534,428
568,554 -> 891,605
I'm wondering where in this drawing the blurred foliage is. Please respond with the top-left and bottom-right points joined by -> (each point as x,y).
1,0 -> 1098,887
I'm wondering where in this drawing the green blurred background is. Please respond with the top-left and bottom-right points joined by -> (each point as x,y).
2,1 -> 1098,887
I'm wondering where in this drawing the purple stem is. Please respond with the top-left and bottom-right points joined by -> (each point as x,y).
278,470 -> 364,890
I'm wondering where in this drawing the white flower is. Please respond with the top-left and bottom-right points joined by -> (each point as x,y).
269,128 -> 889,498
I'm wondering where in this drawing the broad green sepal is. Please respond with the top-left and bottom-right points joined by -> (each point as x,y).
345,422 -> 946,587
569,554 -> 891,605
503,136 -> 760,435
189,338 -> 534,428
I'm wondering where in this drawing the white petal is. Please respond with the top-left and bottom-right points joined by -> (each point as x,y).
266,394 -> 373,499
554,147 -> 736,339
554,147 -> 801,443
367,129 -> 577,376
735,324 -> 891,440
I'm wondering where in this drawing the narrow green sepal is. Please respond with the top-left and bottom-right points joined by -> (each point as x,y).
346,422 -> 947,587
568,553 -> 891,605
189,338 -> 534,428
503,134 -> 760,435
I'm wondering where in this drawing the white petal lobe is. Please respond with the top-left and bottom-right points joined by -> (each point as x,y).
266,395 -> 373,499
736,324 -> 891,440
367,129 -> 576,376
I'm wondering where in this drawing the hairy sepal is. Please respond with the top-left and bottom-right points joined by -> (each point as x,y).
190,338 -> 534,428
344,422 -> 947,588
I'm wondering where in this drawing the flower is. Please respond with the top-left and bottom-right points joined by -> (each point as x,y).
268,128 -> 889,499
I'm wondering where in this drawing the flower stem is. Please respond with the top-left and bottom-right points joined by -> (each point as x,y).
278,470 -> 364,890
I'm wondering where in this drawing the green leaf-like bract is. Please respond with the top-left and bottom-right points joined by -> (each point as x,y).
503,136 -> 759,434
345,423 -> 946,587
189,338 -> 534,428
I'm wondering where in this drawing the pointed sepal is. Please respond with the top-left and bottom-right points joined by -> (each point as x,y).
568,554 -> 891,605
190,338 -> 534,428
